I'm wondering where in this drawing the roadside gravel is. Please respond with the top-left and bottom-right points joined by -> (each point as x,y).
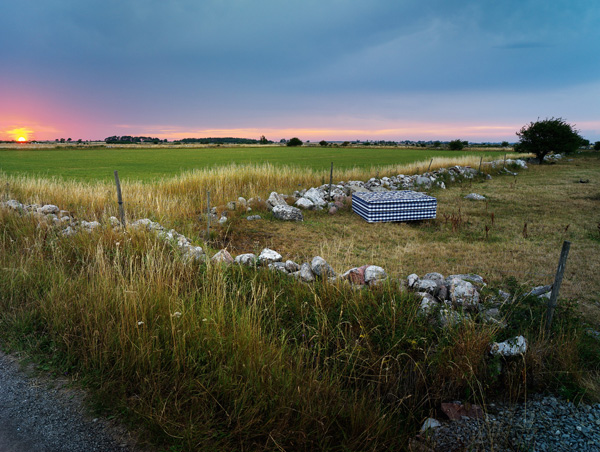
0,349 -> 146,452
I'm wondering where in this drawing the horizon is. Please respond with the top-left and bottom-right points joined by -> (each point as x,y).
1,1 -> 599,143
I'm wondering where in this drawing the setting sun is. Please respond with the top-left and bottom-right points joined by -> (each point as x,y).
4,127 -> 34,142
17,136 -> 27,142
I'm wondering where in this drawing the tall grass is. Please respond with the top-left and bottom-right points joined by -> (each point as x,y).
1,208 -> 597,451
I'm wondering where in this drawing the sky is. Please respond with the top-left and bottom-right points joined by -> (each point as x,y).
1,0 -> 599,142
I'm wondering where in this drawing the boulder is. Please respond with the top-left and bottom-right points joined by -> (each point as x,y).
269,262 -> 288,273
303,188 -> 327,208
445,274 -> 485,286
416,176 -> 432,188
235,253 -> 257,266
423,272 -> 444,285
284,260 -> 300,273
80,220 -> 101,231
247,215 -> 262,221
490,335 -> 527,357
182,246 -> 205,262
416,279 -> 439,295
528,285 -> 552,297
211,249 -> 234,264
259,248 -> 282,265
364,265 -> 387,286
5,200 -> 24,211
448,278 -> 480,307
237,197 -> 247,208
417,292 -> 439,316
272,205 -> 304,221
266,192 -> 287,210
311,256 -> 335,278
407,273 -> 420,289
38,204 -> 60,215
295,197 -> 315,209
420,418 -> 441,432
226,201 -> 237,211
61,226 -> 77,237
299,263 -> 315,282
341,266 -> 367,285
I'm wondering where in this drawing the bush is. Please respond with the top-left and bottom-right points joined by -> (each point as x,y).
286,137 -> 303,147
319,140 -> 328,147
448,139 -> 464,150
594,141 -> 600,151
515,117 -> 583,162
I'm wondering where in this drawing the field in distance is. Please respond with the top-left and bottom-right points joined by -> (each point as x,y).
0,145 -> 509,182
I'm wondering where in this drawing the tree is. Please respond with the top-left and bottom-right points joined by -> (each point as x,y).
580,138 -> 590,148
594,141 -> 600,151
259,135 -> 269,144
341,141 -> 350,147
432,140 -> 441,148
287,137 -> 303,147
448,139 -> 464,150
319,140 -> 328,147
515,117 -> 583,162
501,141 -> 509,148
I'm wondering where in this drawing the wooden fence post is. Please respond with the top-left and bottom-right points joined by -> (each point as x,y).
427,158 -> 433,172
328,162 -> 333,200
478,156 -> 483,173
113,171 -> 126,228
546,240 -> 571,331
503,153 -> 507,169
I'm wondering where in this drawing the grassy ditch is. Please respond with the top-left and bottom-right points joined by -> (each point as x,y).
0,204 -> 599,451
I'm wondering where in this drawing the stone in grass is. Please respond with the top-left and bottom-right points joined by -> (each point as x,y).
235,253 -> 257,266
247,215 -> 262,221
80,220 -> 101,231
446,274 -> 485,286
417,292 -> 439,316
364,265 -> 387,286
302,188 -> 327,208
182,245 -> 205,262
295,197 -> 315,209
341,266 -> 368,285
272,205 -> 304,221
490,335 -> 527,357
299,263 -> 315,282
407,273 -> 420,289
420,418 -> 441,432
284,260 -> 300,273
448,278 -> 480,308
259,248 -> 282,265
211,249 -> 234,264
269,262 -> 288,273
439,308 -> 470,328
416,279 -> 439,295
38,204 -> 60,215
266,192 -> 287,210
61,226 -> 77,237
528,285 -> 552,297
311,256 -> 335,278
464,193 -> 486,201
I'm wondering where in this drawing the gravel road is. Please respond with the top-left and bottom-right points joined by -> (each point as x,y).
0,350 -> 144,452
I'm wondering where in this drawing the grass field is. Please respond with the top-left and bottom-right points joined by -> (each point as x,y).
1,149 -> 599,451
0,145 -> 509,181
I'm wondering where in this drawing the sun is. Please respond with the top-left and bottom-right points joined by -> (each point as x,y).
17,136 -> 27,142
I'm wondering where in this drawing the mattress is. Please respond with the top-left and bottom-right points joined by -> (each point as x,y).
352,190 -> 437,223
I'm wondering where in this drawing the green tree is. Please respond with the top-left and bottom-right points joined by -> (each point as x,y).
341,141 -> 350,147
515,117 -> 583,162
448,139 -> 464,150
432,140 -> 441,148
501,141 -> 509,147
594,141 -> 600,151
259,135 -> 269,144
287,137 -> 303,147
319,140 -> 328,146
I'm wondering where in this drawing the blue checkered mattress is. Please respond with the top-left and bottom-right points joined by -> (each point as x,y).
352,191 -> 437,223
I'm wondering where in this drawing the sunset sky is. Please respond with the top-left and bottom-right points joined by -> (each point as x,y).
1,0 -> 599,142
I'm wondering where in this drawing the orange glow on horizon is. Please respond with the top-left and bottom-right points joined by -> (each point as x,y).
17,136 -> 27,142
4,127 -> 34,142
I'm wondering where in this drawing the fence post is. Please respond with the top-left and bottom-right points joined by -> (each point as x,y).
478,156 -> 483,173
427,158 -> 433,172
113,171 -> 126,228
503,153 -> 507,169
546,241 -> 571,331
206,190 -> 211,242
328,162 -> 333,200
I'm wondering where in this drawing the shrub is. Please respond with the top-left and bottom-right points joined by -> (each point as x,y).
448,139 -> 464,151
286,137 -> 303,147
594,141 -> 600,151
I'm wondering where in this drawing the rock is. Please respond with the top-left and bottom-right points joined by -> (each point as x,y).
211,249 -> 234,264
464,193 -> 486,201
446,274 -> 485,286
303,188 -> 327,207
299,263 -> 315,282
259,248 -> 282,265
266,192 -> 287,210
247,215 -> 262,221
80,220 -> 101,231
423,272 -> 444,285
108,216 -> 121,227
38,204 -> 60,215
416,279 -> 439,295
269,262 -> 288,273
311,256 -> 336,278
226,201 -> 237,211
5,200 -> 24,211
407,273 -> 420,289
348,185 -> 370,193
370,186 -> 388,192
328,206 -> 338,215
218,216 -> 227,224
418,292 -> 439,315
436,181 -> 446,189
364,265 -> 387,286
61,226 -> 77,237
481,308 -> 502,323
237,197 -> 247,208
235,253 -> 257,266
441,402 -> 484,421
182,246 -> 205,262
420,418 -> 441,432
341,266 -> 367,285
272,205 -> 304,221
295,197 -> 315,209
416,175 -> 432,188
448,278 -> 480,307
284,260 -> 300,273
528,285 -> 552,297
439,308 -> 469,328
490,335 -> 527,357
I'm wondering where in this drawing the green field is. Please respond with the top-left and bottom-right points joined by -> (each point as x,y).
0,146 -> 504,181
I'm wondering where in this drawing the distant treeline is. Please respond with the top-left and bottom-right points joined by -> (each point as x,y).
104,136 -> 166,143
179,137 -> 273,144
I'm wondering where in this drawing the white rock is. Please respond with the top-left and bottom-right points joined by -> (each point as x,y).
182,246 -> 205,262
80,220 -> 101,231
272,205 -> 303,221
490,335 -> 527,357
364,265 -> 387,285
311,256 -> 335,278
407,273 -> 420,289
38,204 -> 60,215
259,248 -> 282,265
464,193 -> 486,201
61,226 -> 77,237
299,263 -> 315,282
235,253 -> 257,266
421,418 -> 441,432
295,197 -> 315,209
219,216 -> 227,224
449,278 -> 480,307
303,188 -> 327,207
266,192 -> 287,210
416,279 -> 439,294
211,249 -> 234,264
418,293 -> 439,316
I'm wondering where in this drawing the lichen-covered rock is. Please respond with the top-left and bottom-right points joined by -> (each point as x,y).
182,245 -> 205,262
259,248 -> 282,265
61,226 -> 77,237
407,273 -> 420,289
490,336 -> 527,356
416,279 -> 439,295
295,197 -> 314,209
284,260 -> 300,273
341,266 -> 368,285
266,192 -> 287,210
272,205 -> 303,221
269,262 -> 288,273
246,215 -> 262,221
303,188 -> 327,208
80,220 -> 101,231
418,292 -> 439,316
464,193 -> 486,201
445,274 -> 485,286
38,204 -> 60,215
311,256 -> 335,278
364,265 -> 387,286
235,253 -> 257,266
448,278 -> 480,307
211,249 -> 234,264
299,263 -> 315,282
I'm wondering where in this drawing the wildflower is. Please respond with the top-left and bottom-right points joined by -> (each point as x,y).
171,311 -> 182,318
137,321 -> 144,326
202,318 -> 207,322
